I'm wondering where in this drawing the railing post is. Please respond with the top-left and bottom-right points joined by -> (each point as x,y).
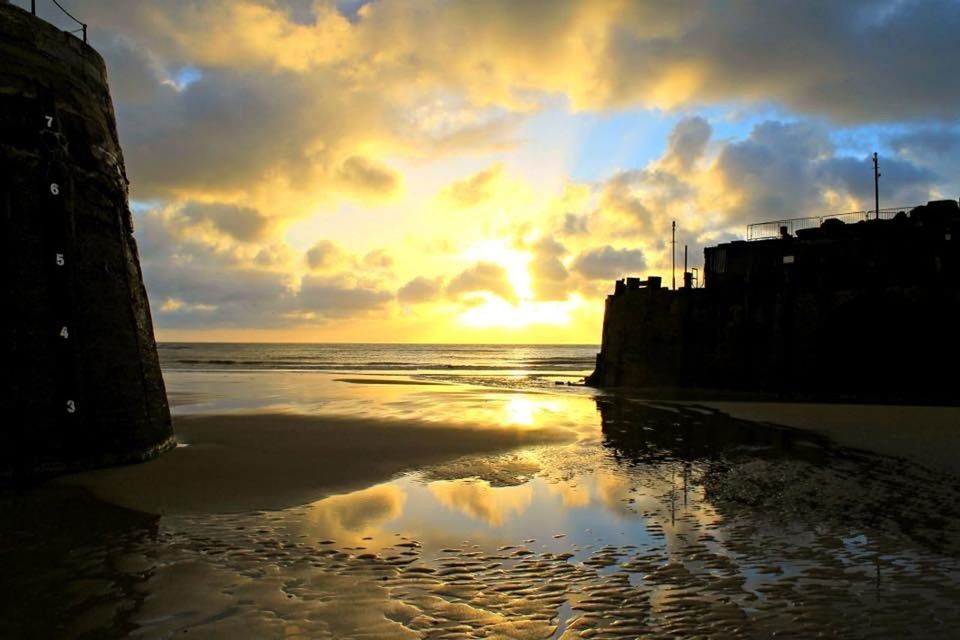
82,23 -> 86,42
31,0 -> 36,15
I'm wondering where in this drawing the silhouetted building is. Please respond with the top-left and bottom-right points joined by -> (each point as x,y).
1,4 -> 173,477
587,200 -> 960,401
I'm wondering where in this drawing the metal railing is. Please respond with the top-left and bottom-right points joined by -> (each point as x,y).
30,0 -> 86,43
746,206 -> 915,241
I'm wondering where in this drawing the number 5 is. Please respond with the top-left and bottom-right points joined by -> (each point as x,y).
56,254 -> 64,266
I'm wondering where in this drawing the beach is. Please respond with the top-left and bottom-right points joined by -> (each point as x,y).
3,344 -> 960,638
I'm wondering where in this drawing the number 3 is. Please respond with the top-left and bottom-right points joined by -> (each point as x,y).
66,399 -> 76,414
50,183 -> 60,195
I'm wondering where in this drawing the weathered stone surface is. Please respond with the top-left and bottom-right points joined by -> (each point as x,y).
588,201 -> 960,402
1,4 -> 173,477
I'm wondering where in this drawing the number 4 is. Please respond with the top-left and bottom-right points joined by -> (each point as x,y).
59,326 -> 69,339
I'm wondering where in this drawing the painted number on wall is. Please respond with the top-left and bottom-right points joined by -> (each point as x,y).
59,326 -> 69,339
66,399 -> 76,414
49,183 -> 59,196
45,116 -> 53,128
56,253 -> 64,266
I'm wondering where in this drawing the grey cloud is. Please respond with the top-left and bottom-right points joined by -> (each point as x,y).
571,246 -> 646,280
305,240 -> 348,271
716,120 -> 938,223
298,276 -> 393,316
180,202 -> 270,242
817,156 -> 937,208
603,0 -> 960,122
666,116 -> 711,170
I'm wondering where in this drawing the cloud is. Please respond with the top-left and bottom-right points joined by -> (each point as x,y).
362,249 -> 395,270
447,261 -> 516,301
180,201 -> 270,242
527,236 -> 570,301
398,276 -> 444,305
441,163 -> 504,207
571,246 -> 646,280
664,115 -> 712,172
336,155 -> 402,199
716,120 -> 937,222
305,240 -> 349,271
297,275 -> 393,317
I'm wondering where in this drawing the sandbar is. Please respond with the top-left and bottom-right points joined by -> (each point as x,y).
60,413 -> 571,515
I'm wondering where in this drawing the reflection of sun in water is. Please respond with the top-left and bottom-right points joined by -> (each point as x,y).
503,396 -> 561,427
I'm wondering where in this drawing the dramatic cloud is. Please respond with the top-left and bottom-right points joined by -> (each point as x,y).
30,0 -> 955,340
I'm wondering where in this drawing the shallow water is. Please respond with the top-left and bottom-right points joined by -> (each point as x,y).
3,369 -> 960,638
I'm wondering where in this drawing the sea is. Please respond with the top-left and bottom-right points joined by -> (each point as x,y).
158,342 -> 598,388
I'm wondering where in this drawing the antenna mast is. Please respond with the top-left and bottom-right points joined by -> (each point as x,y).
671,221 -> 676,290
873,152 -> 881,220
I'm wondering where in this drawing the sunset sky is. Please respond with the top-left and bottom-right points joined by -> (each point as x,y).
24,0 -> 960,342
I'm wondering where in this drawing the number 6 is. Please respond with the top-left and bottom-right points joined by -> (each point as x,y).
50,183 -> 60,195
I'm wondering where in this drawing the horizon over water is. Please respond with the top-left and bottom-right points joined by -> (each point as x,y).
158,342 -> 599,392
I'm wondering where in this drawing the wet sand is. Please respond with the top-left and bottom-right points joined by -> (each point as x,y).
61,413 -> 572,514
701,402 -> 960,475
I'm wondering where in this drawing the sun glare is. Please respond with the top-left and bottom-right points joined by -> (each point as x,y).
462,239 -> 533,299
458,295 -> 581,329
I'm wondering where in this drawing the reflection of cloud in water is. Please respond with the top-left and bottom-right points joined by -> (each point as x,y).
306,484 -> 406,542
593,470 -> 635,515
429,480 -> 533,527
545,480 -> 592,508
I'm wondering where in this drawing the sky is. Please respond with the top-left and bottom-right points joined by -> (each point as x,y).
20,0 -> 960,343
